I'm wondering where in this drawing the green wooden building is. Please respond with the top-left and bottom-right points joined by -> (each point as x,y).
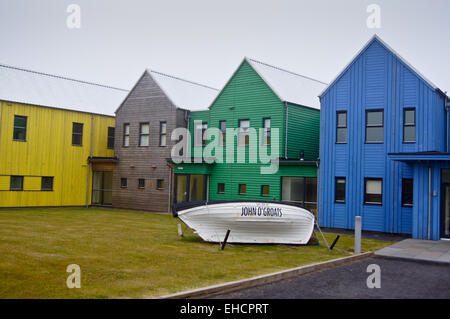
171,58 -> 327,213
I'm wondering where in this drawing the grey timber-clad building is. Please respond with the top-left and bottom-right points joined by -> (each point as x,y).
113,70 -> 218,212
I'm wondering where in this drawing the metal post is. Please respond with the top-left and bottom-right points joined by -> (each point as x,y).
177,223 -> 183,237
355,216 -> 362,254
221,230 -> 231,251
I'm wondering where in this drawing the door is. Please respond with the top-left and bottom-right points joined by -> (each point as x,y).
175,174 -> 207,203
92,171 -> 113,205
175,175 -> 188,203
281,176 -> 318,213
190,174 -> 206,201
441,183 -> 450,239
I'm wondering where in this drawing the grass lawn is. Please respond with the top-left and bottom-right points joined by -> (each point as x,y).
0,208 -> 393,299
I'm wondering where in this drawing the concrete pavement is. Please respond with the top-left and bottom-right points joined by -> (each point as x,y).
375,239 -> 450,264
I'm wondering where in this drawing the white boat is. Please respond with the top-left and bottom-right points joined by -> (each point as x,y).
174,200 -> 315,245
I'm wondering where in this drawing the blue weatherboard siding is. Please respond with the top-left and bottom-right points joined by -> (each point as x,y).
319,36 -> 447,239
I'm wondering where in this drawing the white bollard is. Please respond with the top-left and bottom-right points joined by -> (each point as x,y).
355,216 -> 362,254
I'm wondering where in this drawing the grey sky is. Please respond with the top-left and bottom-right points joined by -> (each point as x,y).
1,0 -> 449,94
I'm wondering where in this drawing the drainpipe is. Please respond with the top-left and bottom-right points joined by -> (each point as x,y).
316,159 -> 320,221
391,59 -> 398,233
445,95 -> 449,152
86,114 -> 94,207
206,175 -> 210,202
167,163 -> 173,214
428,162 -> 431,240
284,101 -> 288,159
0,102 -> 3,152
185,110 -> 191,161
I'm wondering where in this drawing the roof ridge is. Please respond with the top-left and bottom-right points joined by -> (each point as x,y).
0,63 -> 128,92
149,69 -> 219,91
247,58 -> 328,85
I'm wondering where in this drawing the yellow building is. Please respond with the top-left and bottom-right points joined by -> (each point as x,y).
0,64 -> 128,207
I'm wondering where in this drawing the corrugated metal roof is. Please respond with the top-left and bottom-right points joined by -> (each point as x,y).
0,63 -> 129,116
246,58 -> 328,109
149,70 -> 219,111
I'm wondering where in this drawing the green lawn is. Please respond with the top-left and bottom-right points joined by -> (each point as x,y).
0,208 -> 393,298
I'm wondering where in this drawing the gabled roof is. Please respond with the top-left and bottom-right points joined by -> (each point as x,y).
319,35 -> 447,98
117,69 -> 219,113
149,70 -> 219,111
0,63 -> 128,116
246,58 -> 328,109
208,57 -> 327,110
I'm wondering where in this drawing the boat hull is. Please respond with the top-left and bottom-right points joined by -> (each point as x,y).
176,201 -> 315,245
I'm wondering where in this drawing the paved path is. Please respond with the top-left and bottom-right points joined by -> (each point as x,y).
212,256 -> 450,299
375,239 -> 450,263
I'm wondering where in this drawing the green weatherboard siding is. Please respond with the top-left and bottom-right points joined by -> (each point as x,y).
176,60 -> 320,202
286,102 -> 320,161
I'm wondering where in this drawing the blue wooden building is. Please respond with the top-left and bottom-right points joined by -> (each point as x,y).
318,35 -> 450,240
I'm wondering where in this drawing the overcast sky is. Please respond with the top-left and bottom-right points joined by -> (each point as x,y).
1,0 -> 449,93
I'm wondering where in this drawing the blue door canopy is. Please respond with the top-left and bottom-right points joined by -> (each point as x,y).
389,152 -> 450,162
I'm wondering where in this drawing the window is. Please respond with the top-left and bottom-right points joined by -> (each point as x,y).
159,122 -> 167,146
139,123 -> 150,147
194,122 -> 208,147
281,177 -> 318,211
364,178 -> 383,205
261,185 -> 270,196
365,110 -> 384,143
335,177 -> 346,203
262,118 -> 271,146
123,123 -> 130,147
217,183 -> 225,194
107,127 -> 115,149
239,184 -> 247,195
239,119 -> 250,146
138,178 -> 145,189
402,179 -> 413,207
41,177 -> 54,191
120,178 -> 127,188
13,115 -> 27,141
336,111 -> 347,144
72,122 -> 83,146
10,176 -> 24,191
403,108 -> 416,143
156,179 -> 164,190
219,120 -> 226,146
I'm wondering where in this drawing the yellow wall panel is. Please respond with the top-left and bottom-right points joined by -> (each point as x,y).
0,101 -> 115,207
24,176 -> 41,191
0,176 -> 9,191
